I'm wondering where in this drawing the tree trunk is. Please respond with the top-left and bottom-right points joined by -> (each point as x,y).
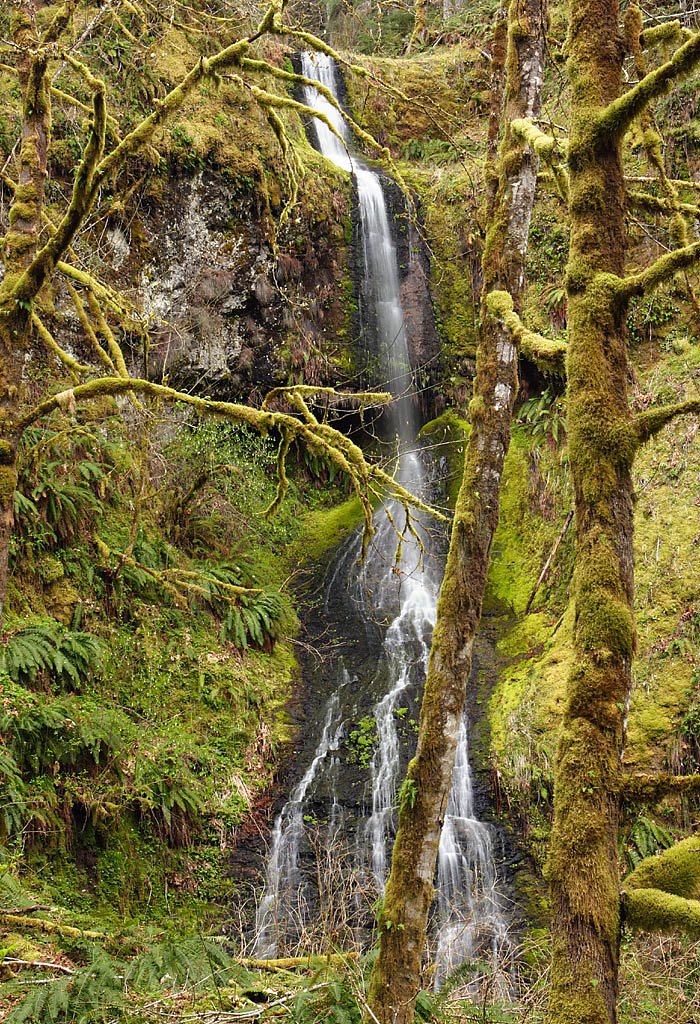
0,3 -> 51,624
367,3 -> 547,1020
546,1 -> 634,1021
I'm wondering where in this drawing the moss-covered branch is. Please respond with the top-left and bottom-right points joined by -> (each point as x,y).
65,282 -> 116,372
40,0 -> 75,44
640,20 -> 693,50
598,28 -> 700,139
261,384 -> 392,412
10,54 -> 107,303
627,190 -> 700,219
3,36 -> 49,276
623,888 -> 700,938
19,377 -> 444,540
626,175 -> 700,192
486,291 -> 567,375
57,262 -> 132,317
625,834 -> 700,898
0,912 -> 105,940
633,398 -> 700,446
622,773 -> 700,802
31,313 -> 91,380
618,238 -> 700,298
511,118 -> 569,199
622,834 -> 700,938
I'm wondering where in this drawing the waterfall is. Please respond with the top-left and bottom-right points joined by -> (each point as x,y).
255,690 -> 345,957
254,52 -> 511,988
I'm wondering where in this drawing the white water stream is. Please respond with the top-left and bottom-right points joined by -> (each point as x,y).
254,53 -> 511,987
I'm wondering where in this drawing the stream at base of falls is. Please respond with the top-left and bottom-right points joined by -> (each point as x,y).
253,51 -> 514,992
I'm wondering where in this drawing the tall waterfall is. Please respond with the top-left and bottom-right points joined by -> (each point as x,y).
254,52 -> 511,988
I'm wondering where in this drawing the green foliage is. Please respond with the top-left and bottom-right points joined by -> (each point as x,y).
1,689 -> 127,775
221,589 -> 290,650
170,121 -> 204,172
403,137 -> 460,165
518,388 -> 566,450
347,716 -> 377,768
6,937 -> 246,1023
291,968 -> 362,1024
624,815 -> 674,871
0,745 -> 28,837
626,291 -> 682,350
526,212 -> 569,285
398,777 -> 418,813
13,425 -> 117,555
0,622 -> 101,689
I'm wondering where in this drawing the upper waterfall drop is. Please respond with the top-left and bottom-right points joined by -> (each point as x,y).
301,52 -> 416,441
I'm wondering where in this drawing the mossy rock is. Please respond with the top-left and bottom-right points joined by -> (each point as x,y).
419,409 -> 470,509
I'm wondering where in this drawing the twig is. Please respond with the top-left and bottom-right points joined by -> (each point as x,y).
525,510 -> 573,613
2,956 -> 75,975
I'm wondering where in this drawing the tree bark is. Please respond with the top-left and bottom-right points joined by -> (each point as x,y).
0,2 -> 51,626
546,1 -> 633,1021
367,2 -> 547,1020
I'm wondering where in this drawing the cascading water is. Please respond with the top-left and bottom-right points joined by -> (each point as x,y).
255,691 -> 345,956
254,52 -> 511,987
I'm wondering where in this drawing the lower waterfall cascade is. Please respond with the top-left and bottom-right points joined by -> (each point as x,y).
254,52 -> 513,989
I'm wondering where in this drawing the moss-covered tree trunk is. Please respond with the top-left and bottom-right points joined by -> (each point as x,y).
366,3 -> 547,1021
0,2 -> 51,625
547,3 -> 700,1019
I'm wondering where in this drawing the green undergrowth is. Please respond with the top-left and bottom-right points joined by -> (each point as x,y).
1,410 -> 353,938
487,346 -> 700,873
419,409 -> 470,509
343,48 -> 487,157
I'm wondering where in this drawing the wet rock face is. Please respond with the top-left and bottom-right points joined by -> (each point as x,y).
382,176 -> 441,422
138,173 -> 259,395
88,169 -> 355,401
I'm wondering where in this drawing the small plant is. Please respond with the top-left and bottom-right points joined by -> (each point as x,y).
518,387 -> 566,449
13,425 -> 118,555
6,936 -> 246,1023
347,716 -> 377,768
0,622 -> 101,690
398,777 -> 418,813
624,814 -> 674,871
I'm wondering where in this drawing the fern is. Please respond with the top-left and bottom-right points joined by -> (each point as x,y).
1,692 -> 126,775
7,938 -> 248,1022
14,425 -> 114,554
8,949 -> 125,1023
219,588 -> 290,651
625,814 -> 674,869
291,968 -> 362,1024
126,937 -> 235,990
0,745 -> 28,837
0,623 -> 101,689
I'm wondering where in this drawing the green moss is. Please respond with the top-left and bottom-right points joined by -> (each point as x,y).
342,50 -> 481,156
418,410 -> 470,509
486,431 -> 561,614
0,464 -> 17,508
296,496 -> 364,564
399,165 -> 481,386
625,834 -> 700,899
